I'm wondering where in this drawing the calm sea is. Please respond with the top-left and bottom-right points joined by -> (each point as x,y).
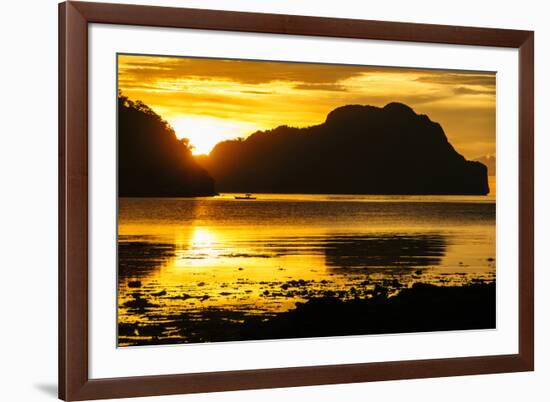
118,194 -> 496,345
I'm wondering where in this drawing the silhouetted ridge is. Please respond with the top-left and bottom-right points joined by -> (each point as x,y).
203,102 -> 489,195
383,101 -> 417,115
118,94 -> 215,197
325,104 -> 378,125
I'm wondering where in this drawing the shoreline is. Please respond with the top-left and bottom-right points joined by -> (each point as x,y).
119,281 -> 496,346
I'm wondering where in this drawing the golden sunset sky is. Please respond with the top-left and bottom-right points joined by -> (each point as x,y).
118,54 -> 496,158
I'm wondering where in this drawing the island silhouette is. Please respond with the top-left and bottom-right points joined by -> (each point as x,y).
118,94 -> 489,197
118,93 -> 216,197
203,102 -> 489,195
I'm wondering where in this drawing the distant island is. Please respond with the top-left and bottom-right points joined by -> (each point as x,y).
118,95 -> 489,197
200,102 -> 489,195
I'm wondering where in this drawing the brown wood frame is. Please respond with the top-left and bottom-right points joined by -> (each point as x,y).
59,1 -> 534,400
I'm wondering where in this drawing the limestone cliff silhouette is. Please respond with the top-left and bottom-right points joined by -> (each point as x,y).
118,94 -> 215,197
202,103 -> 489,195
474,155 -> 495,176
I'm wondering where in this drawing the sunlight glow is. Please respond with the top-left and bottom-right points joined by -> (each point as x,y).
170,116 -> 257,155
173,227 -> 221,268
120,54 -> 496,160
191,227 -> 216,246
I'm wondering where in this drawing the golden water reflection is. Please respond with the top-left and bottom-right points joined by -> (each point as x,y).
118,195 -> 496,346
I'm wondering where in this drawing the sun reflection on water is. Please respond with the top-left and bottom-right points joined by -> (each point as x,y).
174,227 -> 221,268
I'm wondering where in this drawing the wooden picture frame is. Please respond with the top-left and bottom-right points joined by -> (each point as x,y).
59,1 -> 534,400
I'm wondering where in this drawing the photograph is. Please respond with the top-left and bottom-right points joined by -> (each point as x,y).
116,54 -> 497,347
1,0 -> 543,400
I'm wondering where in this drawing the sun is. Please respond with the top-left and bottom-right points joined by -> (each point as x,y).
170,115 -> 256,155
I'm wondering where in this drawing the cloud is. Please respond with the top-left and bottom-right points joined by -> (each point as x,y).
119,55 -> 368,85
239,90 -> 274,95
415,72 -> 496,87
453,86 -> 496,96
343,92 -> 454,107
293,83 -> 348,91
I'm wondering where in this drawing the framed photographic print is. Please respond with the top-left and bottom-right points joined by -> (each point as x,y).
59,1 -> 534,400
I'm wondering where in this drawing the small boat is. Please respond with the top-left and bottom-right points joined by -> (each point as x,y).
234,193 -> 256,200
